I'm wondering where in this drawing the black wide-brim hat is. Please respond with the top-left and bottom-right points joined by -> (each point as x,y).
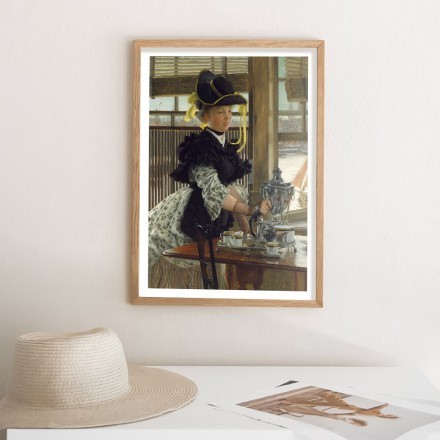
184,69 -> 248,152
195,69 -> 247,109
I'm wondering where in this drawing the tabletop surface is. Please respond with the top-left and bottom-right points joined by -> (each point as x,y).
7,366 -> 440,439
163,237 -> 308,271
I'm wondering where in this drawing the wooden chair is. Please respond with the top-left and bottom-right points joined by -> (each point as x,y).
194,222 -> 219,289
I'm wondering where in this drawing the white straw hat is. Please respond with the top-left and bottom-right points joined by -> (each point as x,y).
0,327 -> 197,429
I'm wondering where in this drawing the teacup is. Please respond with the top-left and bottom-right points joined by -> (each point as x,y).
232,231 -> 244,246
220,230 -> 234,245
266,241 -> 279,255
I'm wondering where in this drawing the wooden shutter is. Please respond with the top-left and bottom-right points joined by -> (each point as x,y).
284,57 -> 308,102
150,56 -> 249,97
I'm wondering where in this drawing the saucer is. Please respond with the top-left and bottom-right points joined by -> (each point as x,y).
274,224 -> 295,231
263,251 -> 282,258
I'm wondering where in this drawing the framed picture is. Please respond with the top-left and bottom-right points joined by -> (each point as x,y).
131,39 -> 324,307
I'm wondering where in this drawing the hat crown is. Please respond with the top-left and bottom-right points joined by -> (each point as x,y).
209,76 -> 234,97
4,328 -> 130,408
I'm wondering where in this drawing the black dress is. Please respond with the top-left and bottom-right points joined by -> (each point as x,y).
170,129 -> 252,240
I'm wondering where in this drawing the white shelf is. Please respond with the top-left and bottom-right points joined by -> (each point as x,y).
7,366 -> 440,439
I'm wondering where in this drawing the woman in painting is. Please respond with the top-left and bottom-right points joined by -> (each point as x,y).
148,69 -> 271,289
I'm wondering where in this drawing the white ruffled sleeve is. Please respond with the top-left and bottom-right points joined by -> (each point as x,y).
189,165 -> 228,220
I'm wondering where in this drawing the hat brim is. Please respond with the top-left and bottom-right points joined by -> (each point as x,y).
196,94 -> 247,110
0,365 -> 197,429
209,94 -> 247,107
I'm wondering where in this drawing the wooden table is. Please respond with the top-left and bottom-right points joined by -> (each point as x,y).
163,237 -> 307,290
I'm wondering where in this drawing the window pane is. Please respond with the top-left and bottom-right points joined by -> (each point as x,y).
278,83 -> 300,112
278,57 -> 285,79
278,143 -> 308,211
149,115 -> 172,126
278,115 -> 303,133
278,53 -> 308,210
178,95 -> 190,111
174,115 -> 201,127
149,97 -> 175,111
278,151 -> 307,181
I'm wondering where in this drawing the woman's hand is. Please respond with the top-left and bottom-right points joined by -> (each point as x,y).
251,199 -> 272,216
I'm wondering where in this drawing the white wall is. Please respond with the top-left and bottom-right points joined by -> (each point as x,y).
2,0 -> 440,422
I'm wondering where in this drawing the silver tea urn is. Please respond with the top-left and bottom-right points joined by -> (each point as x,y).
249,167 -> 296,248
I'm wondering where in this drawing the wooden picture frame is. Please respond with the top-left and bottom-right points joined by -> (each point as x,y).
131,39 -> 324,307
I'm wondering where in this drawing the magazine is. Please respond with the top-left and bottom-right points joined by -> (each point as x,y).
210,380 -> 440,439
